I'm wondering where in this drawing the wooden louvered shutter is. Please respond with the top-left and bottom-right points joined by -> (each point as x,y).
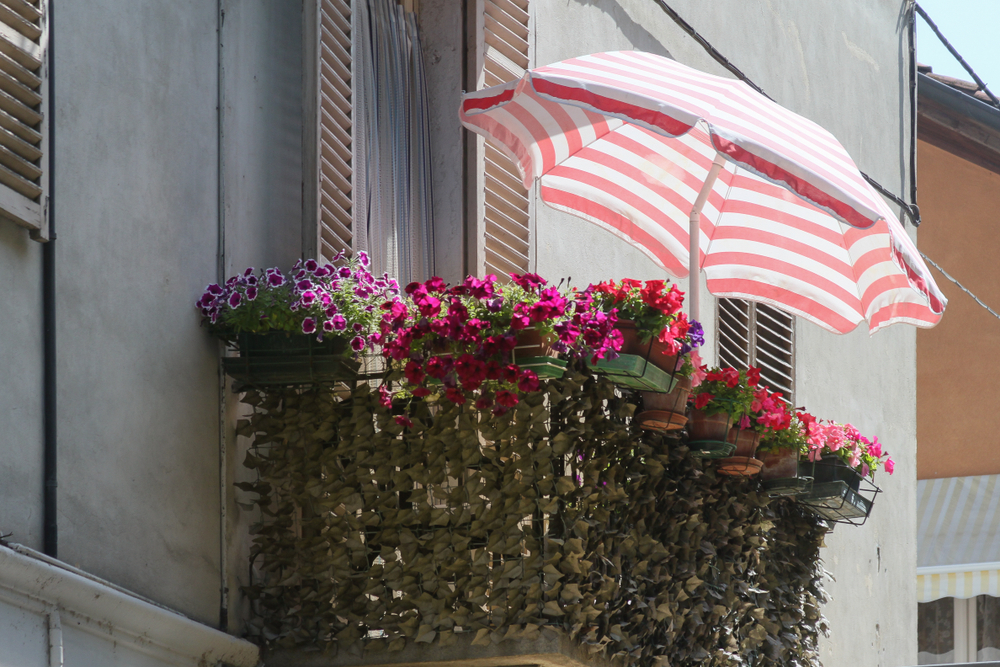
476,0 -> 531,278
0,0 -> 47,240
718,298 -> 795,403
305,0 -> 354,263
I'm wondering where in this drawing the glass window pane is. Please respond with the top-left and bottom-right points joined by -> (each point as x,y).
919,597 -> 955,664
978,594 -> 1000,662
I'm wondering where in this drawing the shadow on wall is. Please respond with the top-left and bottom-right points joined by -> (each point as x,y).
569,0 -> 673,58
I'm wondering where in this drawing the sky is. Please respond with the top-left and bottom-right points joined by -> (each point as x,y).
915,0 -> 1000,95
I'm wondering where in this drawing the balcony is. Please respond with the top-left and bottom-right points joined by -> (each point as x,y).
236,372 -> 831,667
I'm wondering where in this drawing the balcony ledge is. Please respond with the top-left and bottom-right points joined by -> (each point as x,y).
265,629 -> 617,667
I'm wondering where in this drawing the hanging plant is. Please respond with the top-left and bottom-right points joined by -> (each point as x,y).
378,272 -> 625,411
196,251 -> 403,354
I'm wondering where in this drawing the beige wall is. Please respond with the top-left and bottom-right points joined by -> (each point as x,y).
917,139 -> 1000,479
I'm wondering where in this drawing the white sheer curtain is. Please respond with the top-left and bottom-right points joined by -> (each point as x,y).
355,0 -> 435,285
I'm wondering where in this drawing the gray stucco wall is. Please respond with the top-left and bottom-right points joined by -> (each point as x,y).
52,0 -> 223,626
529,2 -> 918,666
0,221 -> 43,550
0,0 -> 304,628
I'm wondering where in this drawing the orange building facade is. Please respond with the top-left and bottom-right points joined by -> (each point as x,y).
915,67 -> 1000,664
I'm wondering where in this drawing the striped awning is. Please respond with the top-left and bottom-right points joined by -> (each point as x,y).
459,51 -> 946,334
918,475 -> 1000,601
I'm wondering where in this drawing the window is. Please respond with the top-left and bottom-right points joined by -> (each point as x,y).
304,0 -> 434,283
474,0 -> 531,279
0,0 -> 48,240
717,298 -> 795,402
918,596 -> 1000,664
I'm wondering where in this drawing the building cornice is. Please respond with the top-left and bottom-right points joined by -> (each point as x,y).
0,543 -> 259,667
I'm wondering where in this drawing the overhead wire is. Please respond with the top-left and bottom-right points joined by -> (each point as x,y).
651,0 -> 922,227
920,252 -> 1000,323
914,3 -> 1000,110
654,1 -> 1000,324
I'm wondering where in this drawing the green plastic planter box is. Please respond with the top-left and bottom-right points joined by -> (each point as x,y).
587,353 -> 679,393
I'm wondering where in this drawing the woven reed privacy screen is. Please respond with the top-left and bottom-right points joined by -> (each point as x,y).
240,374 -> 831,666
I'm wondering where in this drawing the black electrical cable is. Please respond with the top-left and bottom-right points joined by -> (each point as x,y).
915,3 -> 1000,110
651,0 -> 922,227
42,0 -> 57,559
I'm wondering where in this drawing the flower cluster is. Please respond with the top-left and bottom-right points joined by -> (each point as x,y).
587,278 -> 696,353
800,416 -> 894,479
689,366 -> 759,422
690,362 -> 896,480
690,365 -> 793,436
379,272 -> 639,412
197,252 -> 402,352
379,273 -> 561,412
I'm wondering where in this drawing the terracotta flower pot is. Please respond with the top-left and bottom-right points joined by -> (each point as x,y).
688,410 -> 732,442
616,320 -> 678,374
716,456 -> 764,476
758,446 -> 800,481
716,428 -> 763,476
513,327 -> 556,359
641,377 -> 691,412
636,377 -> 691,432
726,427 -> 762,458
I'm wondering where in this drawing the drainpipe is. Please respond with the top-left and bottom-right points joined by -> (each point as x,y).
216,0 -> 229,632
42,0 -> 57,559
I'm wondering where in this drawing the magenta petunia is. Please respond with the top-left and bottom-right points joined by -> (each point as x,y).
351,335 -> 365,351
268,273 -> 284,287
228,292 -> 242,308
302,317 -> 316,334
246,286 -> 258,301
304,259 -> 319,272
332,314 -> 347,330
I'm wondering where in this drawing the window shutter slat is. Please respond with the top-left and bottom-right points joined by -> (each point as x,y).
0,117 -> 38,160
0,5 -> 39,42
0,24 -> 40,68
315,0 -> 353,262
481,0 -> 530,279
0,0 -> 43,24
0,141 -> 39,179
0,48 -> 38,89
0,156 -> 38,197
0,0 -> 45,239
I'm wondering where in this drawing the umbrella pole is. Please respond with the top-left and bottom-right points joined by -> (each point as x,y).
688,153 -> 727,324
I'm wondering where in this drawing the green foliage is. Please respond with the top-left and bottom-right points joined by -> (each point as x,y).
238,374 -> 829,667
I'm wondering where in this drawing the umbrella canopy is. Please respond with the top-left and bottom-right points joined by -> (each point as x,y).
460,51 -> 946,334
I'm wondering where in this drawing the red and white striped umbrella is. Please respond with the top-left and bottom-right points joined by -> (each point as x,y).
460,51 -> 945,334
